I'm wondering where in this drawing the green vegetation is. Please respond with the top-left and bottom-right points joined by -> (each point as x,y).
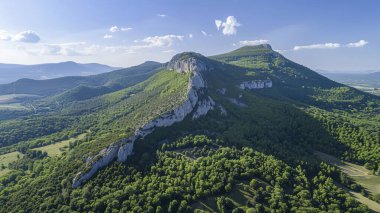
0,135 -> 369,212
0,151 -> 24,176
0,61 -> 161,97
315,151 -> 380,211
32,133 -> 86,157
0,46 -> 380,212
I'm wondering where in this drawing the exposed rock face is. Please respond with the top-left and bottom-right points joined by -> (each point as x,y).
167,52 -> 208,74
192,96 -> 215,119
117,137 -> 136,162
72,53 -> 215,188
218,105 -> 227,115
72,144 -> 120,188
227,97 -> 248,107
217,88 -> 227,95
239,79 -> 272,90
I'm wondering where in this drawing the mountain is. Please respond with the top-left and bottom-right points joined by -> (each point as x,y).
0,61 -> 161,97
0,45 -> 379,212
322,71 -> 380,88
0,61 -> 121,84
321,71 -> 380,96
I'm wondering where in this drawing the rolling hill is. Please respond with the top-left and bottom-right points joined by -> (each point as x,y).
0,61 -> 120,84
0,61 -> 161,97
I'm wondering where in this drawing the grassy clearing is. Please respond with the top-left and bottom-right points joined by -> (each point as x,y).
192,182 -> 259,212
315,151 -> 380,211
0,151 -> 24,176
349,191 -> 380,212
32,133 -> 86,157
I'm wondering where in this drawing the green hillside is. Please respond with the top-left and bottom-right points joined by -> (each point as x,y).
0,46 -> 379,212
0,61 -> 161,96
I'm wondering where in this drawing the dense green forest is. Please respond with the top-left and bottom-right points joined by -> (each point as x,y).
0,45 -> 379,212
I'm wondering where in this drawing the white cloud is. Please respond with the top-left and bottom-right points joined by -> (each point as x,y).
347,40 -> 368,48
293,43 -> 341,51
0,30 -> 12,41
13,31 -> 40,43
24,42 -> 104,56
110,26 -> 119,33
239,40 -> 269,46
189,34 -> 193,38
109,26 -> 132,33
162,49 -> 175,53
215,20 -> 222,30
120,27 -> 132,32
133,35 -> 184,49
104,34 -> 113,39
216,16 -> 241,35
157,14 -> 167,17
201,30 -> 208,36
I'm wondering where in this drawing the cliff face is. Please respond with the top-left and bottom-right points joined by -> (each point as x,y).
72,144 -> 120,188
72,53 -> 215,188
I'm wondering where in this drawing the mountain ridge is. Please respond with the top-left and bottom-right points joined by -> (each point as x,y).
0,61 -> 122,84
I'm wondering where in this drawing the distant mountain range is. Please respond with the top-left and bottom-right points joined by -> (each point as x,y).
0,61 -> 121,84
321,71 -> 380,88
0,61 -> 161,97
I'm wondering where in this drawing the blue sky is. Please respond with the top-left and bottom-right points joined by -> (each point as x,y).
0,0 -> 379,72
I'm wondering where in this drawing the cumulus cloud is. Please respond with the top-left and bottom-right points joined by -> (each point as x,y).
215,16 -> 241,35
215,20 -> 222,30
0,30 -> 12,41
293,43 -> 341,51
13,31 -> 40,43
157,14 -> 167,17
347,40 -> 368,48
131,35 -> 184,50
109,26 -> 132,33
24,42 -> 103,56
239,40 -> 269,46
140,35 -> 184,47
103,34 -> 112,39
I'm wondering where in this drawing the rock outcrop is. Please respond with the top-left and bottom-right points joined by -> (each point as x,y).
72,144 -> 119,188
239,79 -> 272,90
72,53 -> 215,188
192,96 -> 215,119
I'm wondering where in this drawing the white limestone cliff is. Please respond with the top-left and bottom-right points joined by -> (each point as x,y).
72,53 -> 215,188
192,96 -> 215,119
72,144 -> 120,188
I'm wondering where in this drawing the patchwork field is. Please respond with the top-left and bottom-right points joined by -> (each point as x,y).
0,94 -> 41,104
0,103 -> 27,110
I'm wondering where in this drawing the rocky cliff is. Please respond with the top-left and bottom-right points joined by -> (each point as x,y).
72,53 -> 215,188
